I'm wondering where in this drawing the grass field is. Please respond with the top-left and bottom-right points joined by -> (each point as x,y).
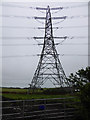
2,87 -> 28,92
1,87 -> 78,100
2,93 -> 73,100
2,87 -> 44,93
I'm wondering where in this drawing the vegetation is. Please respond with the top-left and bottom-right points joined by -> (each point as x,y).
2,87 -> 28,93
67,66 -> 90,90
1,87 -> 74,100
67,66 -> 90,120
2,93 -> 73,100
79,83 -> 90,120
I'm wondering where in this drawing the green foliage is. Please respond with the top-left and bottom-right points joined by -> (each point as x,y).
77,67 -> 90,81
80,83 -> 90,107
43,87 -> 71,95
74,83 -> 90,120
67,66 -> 90,90
80,83 -> 90,120
67,67 -> 90,120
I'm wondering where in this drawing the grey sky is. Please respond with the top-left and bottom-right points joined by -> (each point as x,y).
2,2 -> 88,88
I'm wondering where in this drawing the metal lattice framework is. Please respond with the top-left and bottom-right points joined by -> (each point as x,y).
31,6 -> 69,88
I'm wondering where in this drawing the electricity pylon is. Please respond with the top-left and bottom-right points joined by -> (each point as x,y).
30,6 -> 68,88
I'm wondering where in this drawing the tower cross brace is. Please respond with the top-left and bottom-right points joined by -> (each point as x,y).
30,6 -> 68,88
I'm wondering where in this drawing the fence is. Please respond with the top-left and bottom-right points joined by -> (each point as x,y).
1,97 -> 80,120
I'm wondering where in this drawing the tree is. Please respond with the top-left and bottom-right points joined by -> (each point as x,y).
67,66 -> 90,90
67,67 -> 90,120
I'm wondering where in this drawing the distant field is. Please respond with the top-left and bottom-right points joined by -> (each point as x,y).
2,88 -> 28,92
2,88 -> 43,93
1,87 -> 78,100
2,93 -> 72,100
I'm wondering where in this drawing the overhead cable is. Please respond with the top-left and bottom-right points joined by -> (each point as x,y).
54,25 -> 88,30
0,36 -> 88,40
0,15 -> 34,19
1,3 -> 87,10
36,4 -> 87,10
55,43 -> 88,45
0,36 -> 67,40
34,15 -> 88,20
0,43 -> 88,46
1,3 -> 36,9
63,4 -> 88,9
0,26 -> 36,29
0,25 -> 88,29
1,54 -> 89,58
0,15 -> 88,20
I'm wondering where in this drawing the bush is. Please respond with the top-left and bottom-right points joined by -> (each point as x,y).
43,87 -> 71,95
79,83 -> 90,120
74,83 -> 90,120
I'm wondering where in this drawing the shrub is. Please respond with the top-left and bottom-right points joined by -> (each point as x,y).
43,87 -> 71,95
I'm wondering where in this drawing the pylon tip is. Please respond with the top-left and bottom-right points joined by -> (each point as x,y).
47,5 -> 50,8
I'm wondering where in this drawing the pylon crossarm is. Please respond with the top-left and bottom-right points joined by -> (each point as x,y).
34,16 -> 67,20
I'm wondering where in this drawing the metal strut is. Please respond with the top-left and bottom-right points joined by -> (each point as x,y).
30,6 -> 69,88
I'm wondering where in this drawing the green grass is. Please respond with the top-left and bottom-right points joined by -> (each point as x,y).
1,88 -> 44,94
1,87 -> 79,101
2,88 -> 28,93
2,93 -> 73,100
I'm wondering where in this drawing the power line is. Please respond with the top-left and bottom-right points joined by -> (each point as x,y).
56,43 -> 89,45
1,4 -> 63,10
67,15 -> 88,19
0,26 -> 36,29
36,4 -> 87,10
1,3 -> 87,10
60,54 -> 89,56
1,54 -> 89,58
34,36 -> 68,39
68,36 -> 88,39
0,25 -> 88,29
54,25 -> 88,29
63,4 -> 88,9
34,15 -> 88,25
53,14 -> 88,26
0,15 -> 34,19
1,36 -> 88,40
0,43 -> 88,46
0,44 -> 37,46
0,36 -> 67,40
0,14 -> 88,20
0,37 -> 34,40
1,55 -> 37,58
1,3 -> 36,9
34,15 -> 88,20
51,4 -> 88,14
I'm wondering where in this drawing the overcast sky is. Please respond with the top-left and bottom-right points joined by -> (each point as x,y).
1,1 -> 88,88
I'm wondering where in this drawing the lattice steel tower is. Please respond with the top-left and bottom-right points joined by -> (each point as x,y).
31,6 -> 68,88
